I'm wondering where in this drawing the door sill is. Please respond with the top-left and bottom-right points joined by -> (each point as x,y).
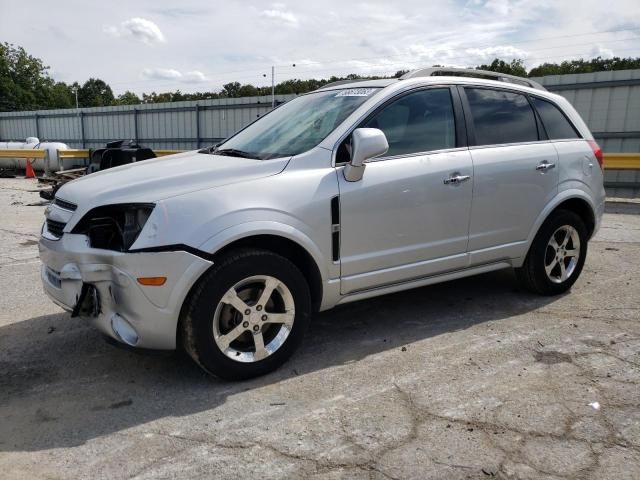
336,260 -> 512,306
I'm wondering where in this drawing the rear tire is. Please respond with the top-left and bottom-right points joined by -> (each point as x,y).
181,248 -> 311,380
516,209 -> 588,296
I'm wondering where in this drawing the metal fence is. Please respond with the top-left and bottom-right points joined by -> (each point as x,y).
0,94 -> 297,151
1,70 -> 639,189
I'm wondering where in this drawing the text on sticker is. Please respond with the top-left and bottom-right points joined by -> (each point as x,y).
335,88 -> 377,97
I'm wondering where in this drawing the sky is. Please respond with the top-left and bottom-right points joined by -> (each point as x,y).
1,0 -> 639,96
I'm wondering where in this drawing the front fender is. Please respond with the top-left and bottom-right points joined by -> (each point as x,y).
197,220 -> 331,284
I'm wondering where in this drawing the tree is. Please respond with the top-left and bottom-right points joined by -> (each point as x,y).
0,42 -> 58,111
528,56 -> 640,77
77,78 -> 115,107
4,42 -> 640,111
477,58 -> 527,77
238,84 -> 260,97
221,82 -> 242,98
48,82 -> 75,109
116,90 -> 141,105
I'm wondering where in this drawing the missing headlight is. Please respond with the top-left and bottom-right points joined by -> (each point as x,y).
72,204 -> 155,251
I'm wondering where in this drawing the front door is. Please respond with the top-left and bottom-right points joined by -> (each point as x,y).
337,87 -> 473,294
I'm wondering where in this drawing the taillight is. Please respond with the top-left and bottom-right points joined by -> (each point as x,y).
587,140 -> 604,170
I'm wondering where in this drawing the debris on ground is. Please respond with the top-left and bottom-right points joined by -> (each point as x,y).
38,167 -> 87,201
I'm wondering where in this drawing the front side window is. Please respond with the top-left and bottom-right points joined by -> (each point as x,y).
530,97 -> 580,140
212,87 -> 380,159
361,88 -> 456,157
465,88 -> 538,146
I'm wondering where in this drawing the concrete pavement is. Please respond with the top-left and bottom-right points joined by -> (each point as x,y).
0,178 -> 638,479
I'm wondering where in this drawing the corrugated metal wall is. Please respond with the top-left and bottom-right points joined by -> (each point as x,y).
0,94 -> 297,151
532,69 -> 640,189
0,71 -> 638,185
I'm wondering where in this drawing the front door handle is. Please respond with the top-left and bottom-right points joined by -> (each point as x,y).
536,161 -> 556,171
444,174 -> 471,185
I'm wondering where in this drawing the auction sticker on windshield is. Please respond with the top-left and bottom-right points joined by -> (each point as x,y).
335,88 -> 377,97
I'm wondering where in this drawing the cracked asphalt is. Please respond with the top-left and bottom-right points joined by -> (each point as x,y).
0,178 -> 639,479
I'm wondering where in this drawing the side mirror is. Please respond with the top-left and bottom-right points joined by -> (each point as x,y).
343,128 -> 389,182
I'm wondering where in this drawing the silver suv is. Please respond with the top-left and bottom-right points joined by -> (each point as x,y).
39,67 -> 606,379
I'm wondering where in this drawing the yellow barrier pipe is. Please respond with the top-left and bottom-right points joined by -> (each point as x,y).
5,148 -> 634,170
0,149 -> 47,158
153,150 -> 184,157
58,149 -> 90,159
58,149 -> 183,159
603,153 -> 640,170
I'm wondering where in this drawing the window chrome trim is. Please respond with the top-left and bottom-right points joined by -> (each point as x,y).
467,139 -> 554,150
363,146 -> 470,164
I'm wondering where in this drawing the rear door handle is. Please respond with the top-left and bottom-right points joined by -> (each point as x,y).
536,161 -> 556,171
444,174 -> 471,185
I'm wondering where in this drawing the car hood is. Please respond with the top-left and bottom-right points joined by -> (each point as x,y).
56,150 -> 290,207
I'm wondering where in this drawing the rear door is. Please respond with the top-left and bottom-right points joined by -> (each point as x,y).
460,86 -> 559,264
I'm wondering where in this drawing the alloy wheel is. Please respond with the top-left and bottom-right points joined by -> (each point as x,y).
545,225 -> 581,284
212,275 -> 295,363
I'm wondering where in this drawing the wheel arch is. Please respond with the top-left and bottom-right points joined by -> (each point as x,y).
175,219 -> 331,347
209,234 -> 324,312
553,197 -> 596,239
527,191 -> 597,248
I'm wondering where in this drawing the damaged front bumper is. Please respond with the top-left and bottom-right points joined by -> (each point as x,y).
39,233 -> 212,349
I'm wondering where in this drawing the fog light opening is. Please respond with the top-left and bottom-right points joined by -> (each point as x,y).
111,314 -> 139,346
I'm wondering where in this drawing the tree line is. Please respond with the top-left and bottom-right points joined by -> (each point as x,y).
2,42 -> 640,112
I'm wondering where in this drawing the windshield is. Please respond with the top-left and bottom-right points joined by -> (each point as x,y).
210,87 -> 380,159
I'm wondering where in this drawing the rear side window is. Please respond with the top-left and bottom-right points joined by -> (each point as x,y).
362,88 -> 456,156
530,97 -> 580,140
465,88 -> 538,146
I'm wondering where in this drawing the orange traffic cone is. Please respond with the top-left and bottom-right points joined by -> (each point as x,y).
25,159 -> 36,178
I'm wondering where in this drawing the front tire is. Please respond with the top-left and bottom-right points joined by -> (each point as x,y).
517,209 -> 588,296
181,249 -> 311,380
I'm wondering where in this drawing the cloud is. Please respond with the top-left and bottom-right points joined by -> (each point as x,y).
182,71 -> 209,83
105,18 -> 166,45
261,8 -> 299,27
484,0 -> 511,16
590,45 -> 615,59
9,0 -> 639,96
142,68 -> 208,83
151,7 -> 210,18
142,68 -> 181,80
464,45 -> 529,61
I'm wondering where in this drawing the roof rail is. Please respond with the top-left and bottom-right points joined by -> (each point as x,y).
400,67 -> 546,91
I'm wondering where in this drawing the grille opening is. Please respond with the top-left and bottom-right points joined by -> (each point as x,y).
46,219 -> 66,238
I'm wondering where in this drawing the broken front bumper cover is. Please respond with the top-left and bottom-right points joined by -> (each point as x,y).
71,283 -> 101,318
39,233 -> 212,350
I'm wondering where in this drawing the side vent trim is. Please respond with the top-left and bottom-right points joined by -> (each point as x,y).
331,195 -> 340,262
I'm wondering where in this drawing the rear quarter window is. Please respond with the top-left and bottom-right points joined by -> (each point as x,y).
530,97 -> 580,140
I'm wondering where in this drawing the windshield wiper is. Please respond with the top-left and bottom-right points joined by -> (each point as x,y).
213,148 -> 260,159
